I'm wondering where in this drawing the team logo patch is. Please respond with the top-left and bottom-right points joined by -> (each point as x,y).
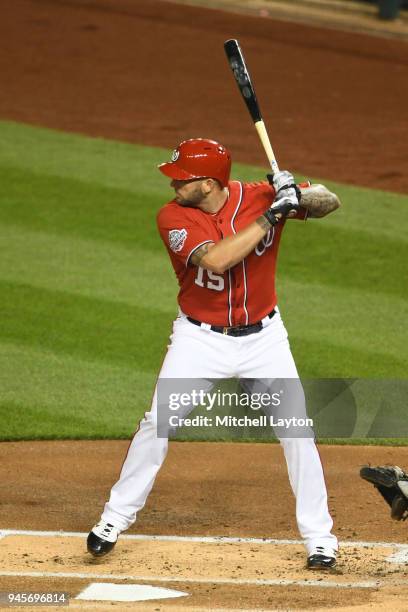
169,228 -> 187,253
171,149 -> 180,162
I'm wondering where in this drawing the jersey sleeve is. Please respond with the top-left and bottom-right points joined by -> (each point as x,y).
157,205 -> 213,267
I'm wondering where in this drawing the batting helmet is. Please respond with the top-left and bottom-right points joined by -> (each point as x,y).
158,138 -> 232,187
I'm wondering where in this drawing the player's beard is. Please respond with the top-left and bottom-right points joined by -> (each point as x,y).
175,184 -> 206,207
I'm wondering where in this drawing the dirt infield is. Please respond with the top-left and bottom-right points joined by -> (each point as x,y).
1,442 -> 408,609
1,0 -> 408,609
2,441 -> 408,541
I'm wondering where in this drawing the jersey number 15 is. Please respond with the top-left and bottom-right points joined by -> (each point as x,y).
195,266 -> 224,291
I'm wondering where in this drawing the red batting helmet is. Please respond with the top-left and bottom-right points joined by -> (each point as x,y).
158,138 -> 232,187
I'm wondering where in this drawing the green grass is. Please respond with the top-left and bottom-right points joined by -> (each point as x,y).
0,343 -> 156,439
0,120 -> 407,441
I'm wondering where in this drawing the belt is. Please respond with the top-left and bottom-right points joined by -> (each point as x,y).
187,309 -> 276,337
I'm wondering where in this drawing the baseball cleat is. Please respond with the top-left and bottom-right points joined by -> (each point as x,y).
87,521 -> 120,557
307,546 -> 337,570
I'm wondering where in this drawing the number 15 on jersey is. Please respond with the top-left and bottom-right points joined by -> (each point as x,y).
195,267 -> 225,291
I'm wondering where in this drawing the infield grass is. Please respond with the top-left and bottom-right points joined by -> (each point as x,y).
0,121 -> 407,440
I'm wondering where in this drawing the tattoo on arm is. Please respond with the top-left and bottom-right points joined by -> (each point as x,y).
190,243 -> 212,266
299,184 -> 341,218
256,215 -> 273,232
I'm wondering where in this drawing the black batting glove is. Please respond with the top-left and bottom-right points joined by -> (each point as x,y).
264,170 -> 301,226
263,188 -> 300,226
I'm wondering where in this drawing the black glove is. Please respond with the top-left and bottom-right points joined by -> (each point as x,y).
263,171 -> 301,226
360,465 -> 408,521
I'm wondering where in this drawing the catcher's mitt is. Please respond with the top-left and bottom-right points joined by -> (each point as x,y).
360,465 -> 408,521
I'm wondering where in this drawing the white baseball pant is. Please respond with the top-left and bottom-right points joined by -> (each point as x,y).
101,309 -> 338,555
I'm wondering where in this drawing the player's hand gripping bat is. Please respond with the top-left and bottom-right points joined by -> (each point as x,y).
224,39 -> 279,176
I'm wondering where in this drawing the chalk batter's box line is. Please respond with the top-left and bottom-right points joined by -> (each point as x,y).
1,529 -> 407,563
0,570 -> 389,590
0,529 -> 406,547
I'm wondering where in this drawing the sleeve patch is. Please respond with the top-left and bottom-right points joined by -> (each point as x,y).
169,228 -> 187,253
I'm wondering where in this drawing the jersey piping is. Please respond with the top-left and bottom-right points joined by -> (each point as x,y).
229,182 -> 249,325
186,239 -> 214,268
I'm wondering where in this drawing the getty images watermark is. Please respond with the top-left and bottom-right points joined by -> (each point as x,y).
166,388 -> 313,430
157,378 -> 315,439
156,378 -> 408,440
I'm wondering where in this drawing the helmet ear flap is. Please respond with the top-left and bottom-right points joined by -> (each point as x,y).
158,138 -> 231,187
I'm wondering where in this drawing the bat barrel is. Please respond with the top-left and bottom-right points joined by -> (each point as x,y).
224,39 -> 262,123
224,38 -> 279,174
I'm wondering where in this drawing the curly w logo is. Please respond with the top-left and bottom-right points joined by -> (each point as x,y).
255,227 -> 274,256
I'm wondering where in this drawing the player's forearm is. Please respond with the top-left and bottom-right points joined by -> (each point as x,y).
192,217 -> 270,273
299,184 -> 340,218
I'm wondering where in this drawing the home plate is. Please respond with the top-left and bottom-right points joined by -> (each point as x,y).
76,582 -> 189,602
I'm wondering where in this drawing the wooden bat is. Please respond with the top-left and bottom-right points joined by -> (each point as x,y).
224,39 -> 279,176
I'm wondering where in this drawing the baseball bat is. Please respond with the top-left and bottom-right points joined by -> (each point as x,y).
224,39 -> 279,176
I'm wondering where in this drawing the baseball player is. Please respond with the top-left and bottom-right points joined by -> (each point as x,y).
87,139 -> 340,569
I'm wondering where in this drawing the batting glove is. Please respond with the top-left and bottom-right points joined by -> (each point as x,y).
267,170 -> 296,194
263,187 -> 300,226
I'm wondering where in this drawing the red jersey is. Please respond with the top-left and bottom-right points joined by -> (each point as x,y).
157,180 -> 306,326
